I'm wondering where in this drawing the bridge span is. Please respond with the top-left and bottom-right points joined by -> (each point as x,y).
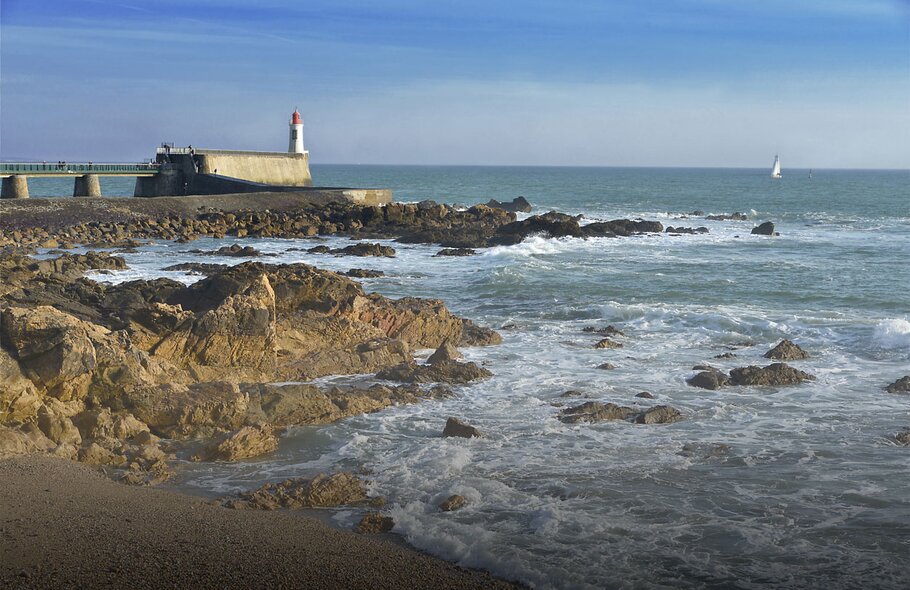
0,161 -> 159,199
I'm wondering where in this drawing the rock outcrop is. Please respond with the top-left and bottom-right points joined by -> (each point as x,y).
442,417 -> 482,438
357,512 -> 395,533
558,401 -> 683,425
885,376 -> 910,394
751,222 -> 775,236
728,363 -> 815,386
222,473 -> 370,510
687,369 -> 731,390
439,494 -> 466,512
486,196 -> 532,213
192,424 -> 279,462
764,340 -> 809,360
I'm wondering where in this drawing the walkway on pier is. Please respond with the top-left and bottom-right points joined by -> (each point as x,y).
0,161 -> 160,198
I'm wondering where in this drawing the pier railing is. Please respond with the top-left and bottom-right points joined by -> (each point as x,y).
0,162 -> 160,175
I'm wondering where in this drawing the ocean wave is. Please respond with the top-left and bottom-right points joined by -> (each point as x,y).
872,319 -> 910,351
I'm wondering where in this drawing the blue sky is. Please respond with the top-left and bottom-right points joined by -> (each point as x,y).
1,0 -> 908,167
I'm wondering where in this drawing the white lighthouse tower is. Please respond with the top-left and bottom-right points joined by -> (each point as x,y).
288,109 -> 305,154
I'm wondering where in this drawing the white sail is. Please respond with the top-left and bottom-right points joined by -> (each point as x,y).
771,155 -> 782,178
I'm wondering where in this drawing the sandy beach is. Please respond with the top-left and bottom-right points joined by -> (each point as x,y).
0,456 -> 518,589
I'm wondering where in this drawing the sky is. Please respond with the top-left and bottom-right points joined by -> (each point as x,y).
1,0 -> 908,168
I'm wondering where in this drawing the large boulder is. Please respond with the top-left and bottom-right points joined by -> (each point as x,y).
0,306 -> 101,401
192,423 -> 279,462
634,405 -> 683,425
764,340 -> 809,360
36,401 -> 83,446
152,273 -> 277,380
0,345 -> 43,424
357,512 -> 395,534
729,363 -> 815,386
751,221 -> 775,235
687,369 -> 731,390
491,211 -> 584,245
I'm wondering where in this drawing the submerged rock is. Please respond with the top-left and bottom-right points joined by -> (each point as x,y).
434,248 -> 477,257
892,430 -> 910,446
635,391 -> 654,399
583,325 -> 625,336
310,242 -> 396,257
884,376 -> 910,394
728,363 -> 815,386
633,405 -> 682,424
345,268 -> 384,278
442,417 -> 482,438
558,402 -> 636,424
357,512 -> 395,534
596,362 -> 617,370
439,494 -> 466,512
705,212 -> 748,221
593,338 -> 623,349
162,262 -> 228,275
764,339 -> 809,360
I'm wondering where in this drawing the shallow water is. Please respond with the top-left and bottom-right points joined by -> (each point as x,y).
49,166 -> 910,588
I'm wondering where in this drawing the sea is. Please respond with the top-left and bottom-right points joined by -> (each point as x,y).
28,166 -> 910,589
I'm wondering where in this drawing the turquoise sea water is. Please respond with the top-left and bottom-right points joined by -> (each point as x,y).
36,166 -> 910,588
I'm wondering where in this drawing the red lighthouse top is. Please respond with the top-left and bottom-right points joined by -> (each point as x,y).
291,110 -> 301,125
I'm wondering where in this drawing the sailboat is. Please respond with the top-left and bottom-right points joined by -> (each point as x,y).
771,155 -> 782,179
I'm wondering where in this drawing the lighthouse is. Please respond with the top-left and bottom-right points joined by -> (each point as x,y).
288,109 -> 305,154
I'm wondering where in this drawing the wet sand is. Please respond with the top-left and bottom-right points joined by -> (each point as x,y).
0,456 -> 518,589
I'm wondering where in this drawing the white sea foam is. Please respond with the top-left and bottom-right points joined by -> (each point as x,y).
872,319 -> 910,351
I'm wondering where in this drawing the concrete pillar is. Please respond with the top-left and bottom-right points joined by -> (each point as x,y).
1,176 -> 29,199
73,174 -> 102,197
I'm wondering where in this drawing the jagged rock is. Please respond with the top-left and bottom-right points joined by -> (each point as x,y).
485,196 -> 532,213
593,338 -> 623,349
283,339 -> 413,382
357,512 -> 395,533
491,211 -> 584,245
458,320 -> 502,346
596,362 -> 617,370
192,423 -> 279,462
152,272 -> 277,380
764,340 -> 808,360
751,221 -> 775,235
244,382 -> 451,428
196,244 -> 265,257
439,495 -> 466,512
582,219 -> 664,237
78,442 -> 126,466
885,376 -> 910,394
124,381 -> 249,439
442,417 -> 482,438
162,262 -> 228,275
222,472 -> 369,510
0,425 -> 44,458
729,363 -> 815,386
714,352 -> 736,359
427,338 -> 463,364
71,408 -> 150,441
634,405 -> 682,424
376,359 -> 492,384
0,346 -> 42,424
311,243 -> 395,257
434,248 -> 476,257
892,430 -> 910,446
583,325 -> 624,336
558,402 -> 636,424
687,370 -> 731,390
665,226 -> 709,234
36,402 -> 82,446
345,268 -> 384,278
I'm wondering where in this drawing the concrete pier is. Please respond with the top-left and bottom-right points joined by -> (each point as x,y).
1,176 -> 29,199
73,174 -> 102,197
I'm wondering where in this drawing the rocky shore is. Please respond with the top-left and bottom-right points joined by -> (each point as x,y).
4,192 -> 888,587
